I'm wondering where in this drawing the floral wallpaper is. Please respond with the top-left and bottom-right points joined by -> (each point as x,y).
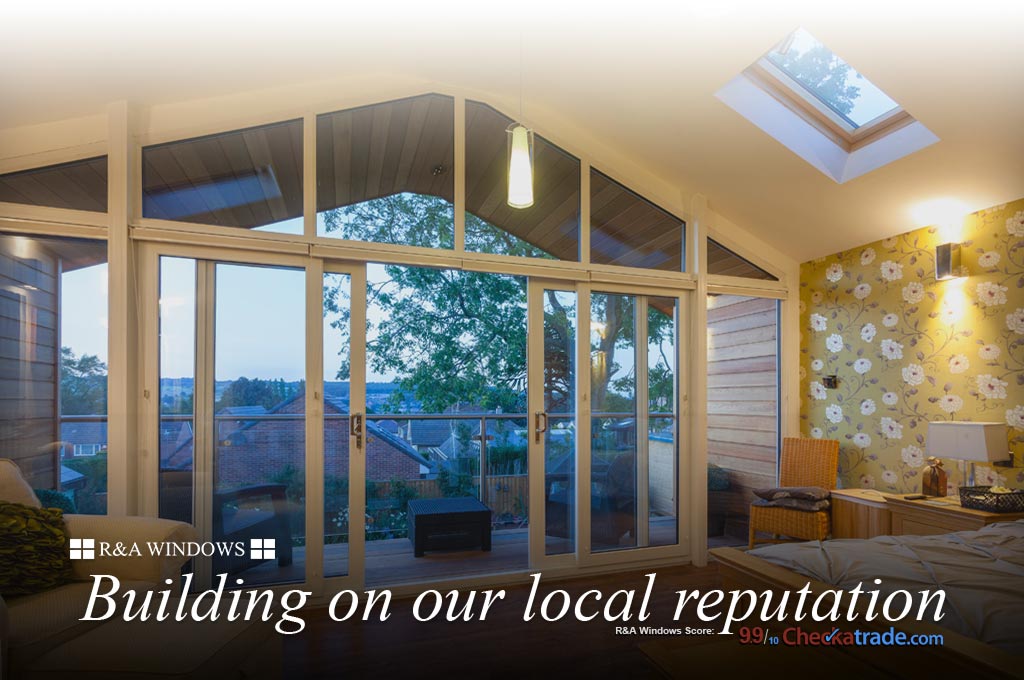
800,197 -> 1024,493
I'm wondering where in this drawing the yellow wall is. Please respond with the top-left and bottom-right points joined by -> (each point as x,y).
800,198 -> 1024,492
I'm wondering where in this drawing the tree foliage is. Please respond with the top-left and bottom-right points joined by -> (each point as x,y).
60,347 -> 107,415
216,377 -> 303,411
322,193 -> 676,416
775,44 -> 861,117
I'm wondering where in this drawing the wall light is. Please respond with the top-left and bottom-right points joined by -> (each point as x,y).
935,242 -> 962,280
507,123 -> 534,209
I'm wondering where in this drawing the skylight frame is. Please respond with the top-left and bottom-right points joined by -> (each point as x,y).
744,59 -> 913,153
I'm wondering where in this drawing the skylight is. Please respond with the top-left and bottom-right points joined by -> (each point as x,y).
714,27 -> 938,183
764,28 -> 899,129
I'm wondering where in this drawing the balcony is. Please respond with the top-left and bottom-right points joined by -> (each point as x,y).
60,409 -> 679,586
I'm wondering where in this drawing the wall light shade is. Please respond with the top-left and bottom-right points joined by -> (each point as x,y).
935,242 -> 962,280
507,123 -> 534,209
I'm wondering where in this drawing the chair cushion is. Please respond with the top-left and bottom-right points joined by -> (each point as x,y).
0,502 -> 72,597
0,458 -> 42,508
753,486 -> 830,502
752,497 -> 830,512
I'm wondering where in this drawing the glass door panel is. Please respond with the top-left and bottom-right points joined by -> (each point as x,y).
361,263 -> 529,585
646,296 -> 678,547
590,292 -> 638,552
540,289 -> 576,556
158,257 -> 197,527
212,263 -> 306,585
323,272 -> 351,578
590,291 -> 678,554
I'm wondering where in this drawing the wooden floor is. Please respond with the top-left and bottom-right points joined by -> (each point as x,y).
245,518 -> 681,587
283,563 -> 723,679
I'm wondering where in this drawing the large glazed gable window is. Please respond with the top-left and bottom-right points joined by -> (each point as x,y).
465,101 -> 580,261
142,120 -> 304,233
590,169 -> 685,272
0,156 -> 108,212
316,94 -> 455,249
707,239 -> 778,281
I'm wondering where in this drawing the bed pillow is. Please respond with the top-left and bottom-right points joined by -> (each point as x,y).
0,501 -> 73,597
753,486 -> 830,502
753,497 -> 830,512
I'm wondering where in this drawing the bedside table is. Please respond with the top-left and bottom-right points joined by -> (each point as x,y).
885,496 -> 1024,536
831,489 -> 893,539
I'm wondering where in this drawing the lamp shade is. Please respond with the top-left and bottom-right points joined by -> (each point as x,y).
506,123 -> 534,209
925,421 -> 1007,462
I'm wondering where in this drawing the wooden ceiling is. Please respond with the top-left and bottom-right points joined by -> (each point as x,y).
318,94 -> 454,212
141,119 -> 303,229
708,239 -> 777,280
464,101 -> 580,260
0,156 -> 107,212
591,170 -> 684,271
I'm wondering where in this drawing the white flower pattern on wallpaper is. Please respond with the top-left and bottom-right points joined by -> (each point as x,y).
801,199 -> 1024,492
976,282 -> 1008,307
948,354 -> 969,373
1007,309 -> 1024,334
881,339 -> 903,360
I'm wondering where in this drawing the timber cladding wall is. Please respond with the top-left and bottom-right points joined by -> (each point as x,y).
707,294 -> 780,525
0,235 -> 59,488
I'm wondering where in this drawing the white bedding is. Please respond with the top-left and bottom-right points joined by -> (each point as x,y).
749,520 -> 1024,654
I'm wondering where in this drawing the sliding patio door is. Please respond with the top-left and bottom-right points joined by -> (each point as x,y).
146,246 -> 366,592
527,281 -> 579,566
585,288 -> 683,560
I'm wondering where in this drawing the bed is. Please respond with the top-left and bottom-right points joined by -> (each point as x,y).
710,520 -> 1024,679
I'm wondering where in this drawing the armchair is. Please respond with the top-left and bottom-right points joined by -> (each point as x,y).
747,437 -> 840,548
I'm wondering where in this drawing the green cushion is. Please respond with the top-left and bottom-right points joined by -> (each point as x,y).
0,501 -> 72,597
34,488 -> 78,514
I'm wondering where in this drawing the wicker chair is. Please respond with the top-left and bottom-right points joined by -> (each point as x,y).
748,437 -> 840,549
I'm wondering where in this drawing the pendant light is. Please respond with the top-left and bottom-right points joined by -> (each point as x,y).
507,32 -> 534,209
507,123 -> 534,208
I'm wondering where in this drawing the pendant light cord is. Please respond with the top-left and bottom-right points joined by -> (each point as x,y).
519,30 -> 524,122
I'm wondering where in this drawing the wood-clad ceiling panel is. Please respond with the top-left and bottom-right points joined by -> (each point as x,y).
590,169 -> 684,271
464,101 -> 579,261
0,157 -> 107,212
316,94 -> 455,214
142,119 -> 303,230
708,239 -> 777,280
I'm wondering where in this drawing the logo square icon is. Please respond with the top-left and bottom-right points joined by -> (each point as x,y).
250,538 -> 275,561
69,538 -> 95,560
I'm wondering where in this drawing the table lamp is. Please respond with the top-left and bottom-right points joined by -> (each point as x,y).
926,421 -> 1008,488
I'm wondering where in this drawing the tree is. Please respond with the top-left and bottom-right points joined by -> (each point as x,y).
60,347 -> 107,415
323,194 -> 538,413
774,44 -> 861,117
215,377 -> 302,411
321,193 -> 675,415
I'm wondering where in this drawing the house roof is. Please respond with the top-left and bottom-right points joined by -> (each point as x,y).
59,421 -> 108,446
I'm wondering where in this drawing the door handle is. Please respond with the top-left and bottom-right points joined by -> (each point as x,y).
534,411 -> 548,443
350,413 -> 364,449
